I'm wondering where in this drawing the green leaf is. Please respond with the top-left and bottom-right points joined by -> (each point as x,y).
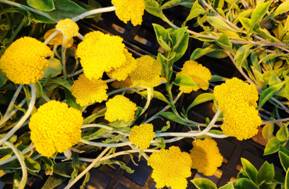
234,44 -> 253,68
27,0 -> 55,12
25,157 -> 41,174
219,183 -> 234,189
144,0 -> 164,19
183,0 -> 205,25
285,168 -> 289,189
257,162 -> 274,184
276,125 -> 289,142
170,27 -> 189,63
160,112 -> 187,125
44,58 -> 62,78
259,82 -> 284,108
279,151 -> 289,171
240,158 -> 258,182
187,93 -> 214,113
207,16 -> 235,31
190,46 -> 215,60
41,176 -> 64,189
264,137 -> 283,155
216,34 -> 232,50
274,1 -> 289,16
0,71 -> 7,88
262,124 -> 274,141
192,178 -> 217,189
153,24 -> 171,51
250,2 -> 271,31
235,178 -> 258,189
174,74 -> 198,87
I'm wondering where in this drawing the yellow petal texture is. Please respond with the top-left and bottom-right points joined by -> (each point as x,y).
177,60 -> 212,93
129,123 -> 155,149
108,49 -> 137,81
0,37 -> 52,84
105,95 -> 137,122
148,146 -> 192,189
71,74 -> 108,106
56,18 -> 79,40
76,31 -> 126,80
112,0 -> 145,26
29,101 -> 83,157
129,55 -> 163,88
190,138 -> 223,176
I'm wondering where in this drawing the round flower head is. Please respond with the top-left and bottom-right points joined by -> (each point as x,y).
129,55 -> 163,88
105,95 -> 137,122
56,18 -> 79,41
108,49 -> 137,81
0,37 -> 52,84
71,74 -> 108,106
76,31 -> 126,80
221,103 -> 262,140
29,101 -> 83,157
190,138 -> 223,176
177,60 -> 211,93
112,0 -> 145,26
213,77 -> 259,111
148,146 -> 192,189
44,29 -> 73,48
129,123 -> 155,149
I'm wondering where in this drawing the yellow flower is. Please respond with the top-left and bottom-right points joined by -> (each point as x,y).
177,60 -> 211,93
44,29 -> 73,48
190,138 -> 223,176
112,0 -> 145,26
71,74 -> 108,106
56,18 -> 79,40
108,49 -> 137,81
213,77 -> 259,111
0,37 -> 52,84
76,31 -> 126,80
29,101 -> 83,157
221,103 -> 262,140
105,95 -> 137,122
129,55 -> 163,88
129,123 -> 155,149
148,146 -> 192,189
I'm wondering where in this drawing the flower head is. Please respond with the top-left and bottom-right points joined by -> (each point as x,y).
112,0 -> 145,26
105,95 -> 137,122
0,37 -> 52,84
44,29 -> 73,48
190,138 -> 223,176
129,123 -> 155,149
177,60 -> 211,93
129,55 -> 163,88
76,31 -> 126,80
71,74 -> 108,106
148,146 -> 192,189
29,101 -> 83,157
56,18 -> 79,40
108,49 -> 137,81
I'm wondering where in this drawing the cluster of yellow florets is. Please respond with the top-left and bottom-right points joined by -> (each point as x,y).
148,146 -> 192,189
0,37 -> 52,84
105,95 -> 137,122
177,60 -> 212,93
214,78 -> 261,140
71,74 -> 108,106
56,19 -> 79,41
129,123 -> 155,149
112,0 -> 145,26
29,101 -> 83,157
190,138 -> 223,176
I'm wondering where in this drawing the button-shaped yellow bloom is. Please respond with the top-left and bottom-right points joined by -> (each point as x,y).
0,37 -> 52,84
44,29 -> 73,48
108,49 -> 137,81
148,146 -> 192,189
56,19 -> 79,41
112,0 -> 145,26
76,31 -> 126,80
71,74 -> 108,106
29,101 -> 83,157
129,123 -> 155,149
105,95 -> 137,122
129,55 -> 163,88
177,60 -> 211,93
190,138 -> 223,176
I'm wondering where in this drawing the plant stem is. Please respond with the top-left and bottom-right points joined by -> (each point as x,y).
82,124 -> 128,136
140,87 -> 153,116
0,99 -> 26,127
3,85 -> 22,118
81,139 -> 130,148
72,6 -> 116,22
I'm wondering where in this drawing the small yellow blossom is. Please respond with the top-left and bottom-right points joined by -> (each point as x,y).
44,29 -> 73,48
213,77 -> 259,111
29,101 -> 83,157
148,146 -> 192,189
108,49 -> 137,81
56,18 -> 79,40
129,123 -> 155,149
105,95 -> 137,122
190,138 -> 223,176
177,60 -> 212,93
0,37 -> 52,84
129,55 -> 163,88
112,0 -> 145,26
221,103 -> 262,140
76,31 -> 126,80
71,74 -> 108,106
